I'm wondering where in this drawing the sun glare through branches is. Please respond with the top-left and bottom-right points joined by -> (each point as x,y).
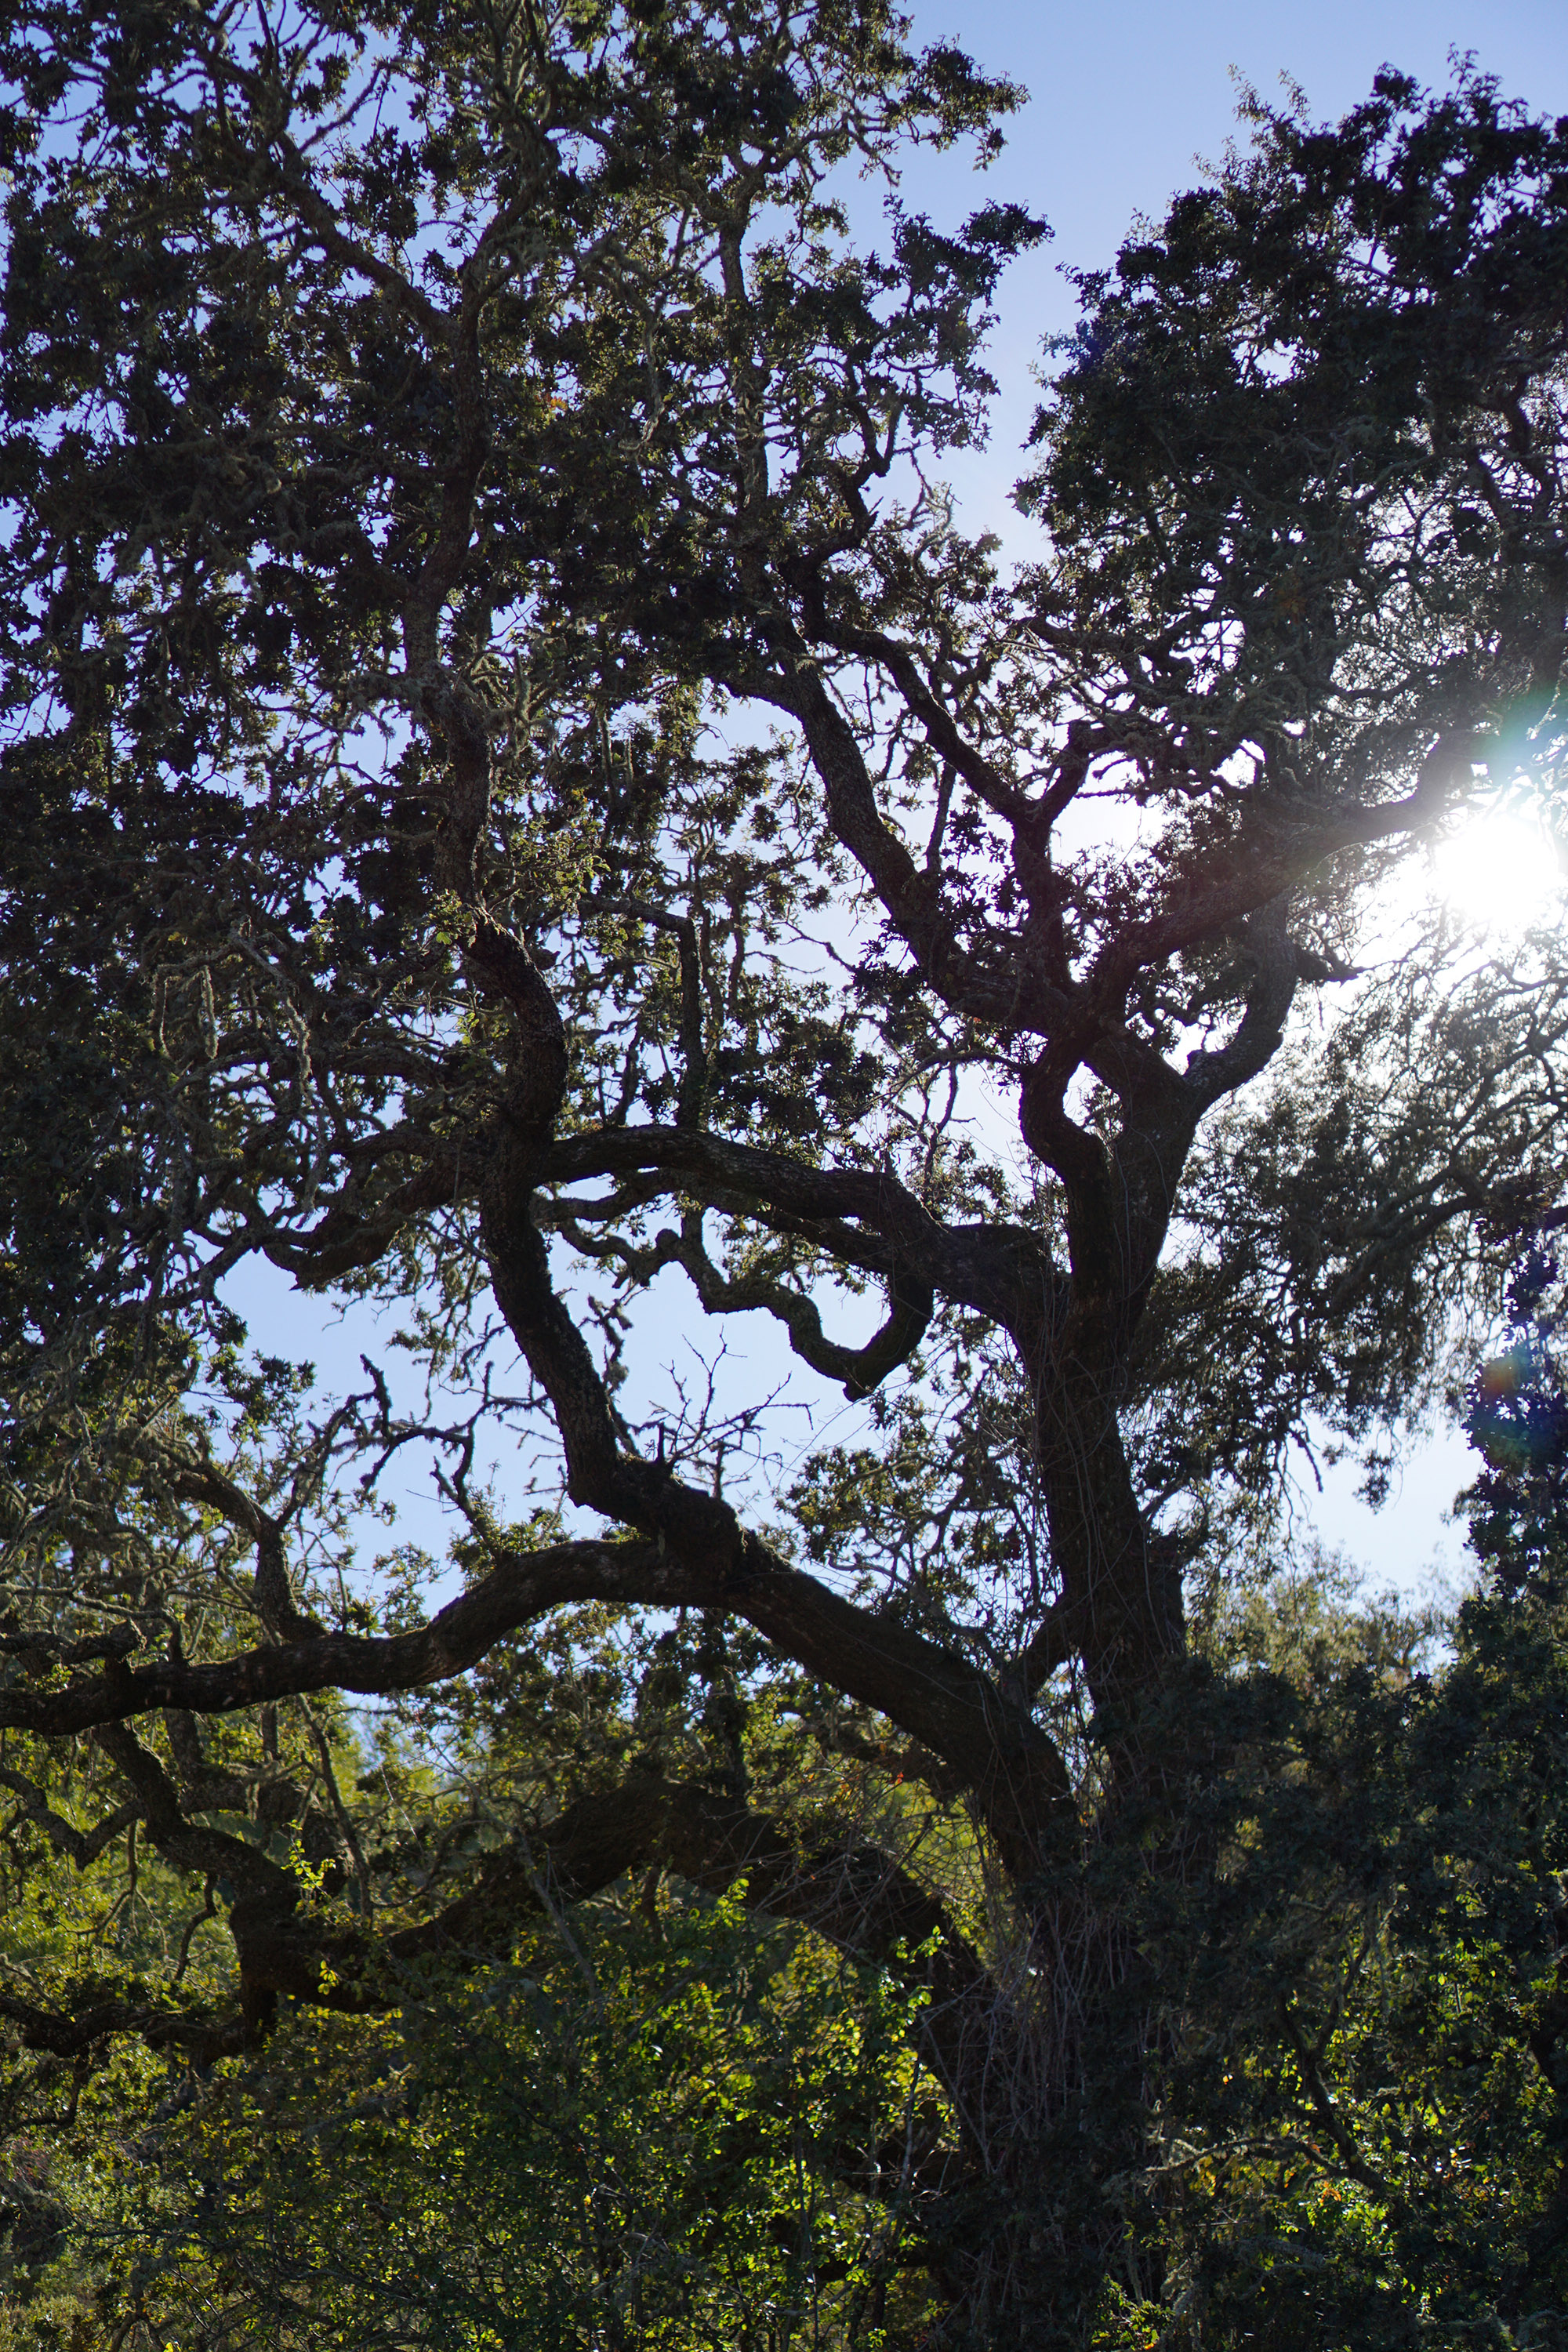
1427,808 -> 1566,935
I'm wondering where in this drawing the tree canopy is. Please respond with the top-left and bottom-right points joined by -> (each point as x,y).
2,4 -> 1567,2343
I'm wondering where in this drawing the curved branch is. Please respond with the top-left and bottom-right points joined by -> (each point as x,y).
541,1123 -> 1054,1338
0,1541 -> 688,1737
480,1172 -> 1076,1872
0,1987 -> 248,2063
260,1152 -> 466,1283
153,1455 -> 325,1642
677,1225 -> 934,1401
1180,898 -> 1302,1115
569,1203 -> 934,1399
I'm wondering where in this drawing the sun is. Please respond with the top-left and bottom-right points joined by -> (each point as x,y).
1427,809 -> 1565,933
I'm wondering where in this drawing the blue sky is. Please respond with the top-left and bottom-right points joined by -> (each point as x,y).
918,0 -> 1568,263
898,0 -> 1568,542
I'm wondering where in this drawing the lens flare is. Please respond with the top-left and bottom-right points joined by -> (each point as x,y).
1428,811 -> 1564,932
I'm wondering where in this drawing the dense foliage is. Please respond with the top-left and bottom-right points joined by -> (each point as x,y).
1,1 -> 1567,2341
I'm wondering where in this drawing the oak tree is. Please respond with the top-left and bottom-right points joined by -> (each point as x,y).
2,3 -> 1568,2339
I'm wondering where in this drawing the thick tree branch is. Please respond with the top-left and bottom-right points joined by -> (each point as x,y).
541,1124 -> 1057,1339
0,1528 -> 1075,1872
746,666 -> 1061,1033
0,1988 -> 248,2063
481,1169 -> 1076,1871
0,1541 -> 684,1737
260,1154 -> 466,1284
